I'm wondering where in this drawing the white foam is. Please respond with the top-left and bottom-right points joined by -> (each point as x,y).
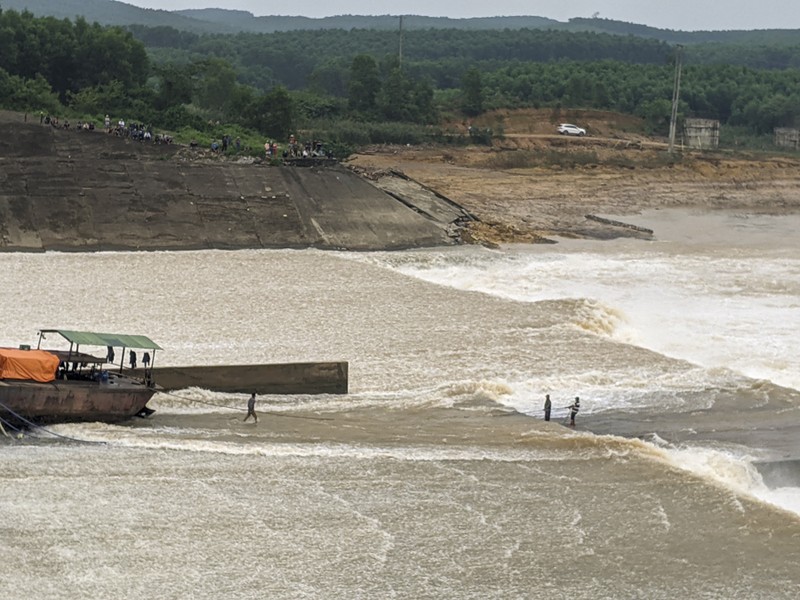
492,366 -> 728,416
348,227 -> 800,392
33,428 -> 571,463
660,444 -> 800,517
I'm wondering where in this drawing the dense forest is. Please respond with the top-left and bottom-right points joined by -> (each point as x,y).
132,27 -> 674,91
2,6 -> 800,153
8,0 -> 800,43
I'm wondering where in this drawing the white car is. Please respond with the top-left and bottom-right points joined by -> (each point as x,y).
557,123 -> 586,136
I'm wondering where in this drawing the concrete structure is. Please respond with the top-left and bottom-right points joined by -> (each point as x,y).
774,127 -> 800,150
683,118 -> 720,149
0,113 -> 472,252
133,362 -> 348,395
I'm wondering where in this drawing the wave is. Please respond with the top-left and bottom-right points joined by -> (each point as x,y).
657,443 -> 800,518
570,299 -> 628,338
522,428 -> 800,519
347,244 -> 800,393
29,398 -> 800,520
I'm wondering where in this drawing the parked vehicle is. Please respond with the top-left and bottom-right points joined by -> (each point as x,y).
557,123 -> 586,136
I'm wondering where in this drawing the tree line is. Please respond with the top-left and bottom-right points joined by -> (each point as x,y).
132,26 -> 674,91
3,7 -> 800,150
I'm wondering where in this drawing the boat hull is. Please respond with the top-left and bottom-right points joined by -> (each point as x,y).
0,377 -> 158,426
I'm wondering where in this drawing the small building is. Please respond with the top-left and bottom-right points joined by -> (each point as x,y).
774,127 -> 800,150
683,118 -> 720,149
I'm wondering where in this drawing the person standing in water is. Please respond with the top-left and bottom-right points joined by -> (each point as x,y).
544,394 -> 552,421
244,393 -> 258,423
568,397 -> 580,427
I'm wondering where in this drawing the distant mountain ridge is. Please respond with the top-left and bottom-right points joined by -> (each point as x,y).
176,9 -> 561,33
3,0 -> 800,44
0,0 -> 563,33
0,0 -> 235,33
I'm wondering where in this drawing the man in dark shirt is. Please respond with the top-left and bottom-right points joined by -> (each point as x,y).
544,394 -> 552,421
569,397 -> 580,427
244,393 -> 258,423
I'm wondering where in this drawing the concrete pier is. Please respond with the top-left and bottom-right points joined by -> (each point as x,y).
132,362 -> 348,395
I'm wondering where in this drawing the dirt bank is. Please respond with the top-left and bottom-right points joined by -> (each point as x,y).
3,108 -> 800,250
348,109 -> 800,244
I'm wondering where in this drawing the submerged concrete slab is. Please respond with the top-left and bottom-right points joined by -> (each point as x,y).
133,362 -> 348,395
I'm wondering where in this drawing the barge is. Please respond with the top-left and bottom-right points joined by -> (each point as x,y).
0,329 -> 161,427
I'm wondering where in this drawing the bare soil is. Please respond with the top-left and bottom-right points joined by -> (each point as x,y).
348,109 -> 800,244
5,107 -> 800,249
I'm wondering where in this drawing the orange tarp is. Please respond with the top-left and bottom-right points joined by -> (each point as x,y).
0,348 -> 60,383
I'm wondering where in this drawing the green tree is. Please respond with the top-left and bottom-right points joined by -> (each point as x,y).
247,86 -> 294,140
292,90 -> 343,121
307,59 -> 349,97
0,69 -> 60,113
195,58 -> 238,116
634,98 -> 673,134
348,54 -> 380,113
154,63 -> 194,111
461,67 -> 483,116
411,78 -> 437,124
377,67 -> 413,121
67,80 -> 127,114
739,93 -> 800,133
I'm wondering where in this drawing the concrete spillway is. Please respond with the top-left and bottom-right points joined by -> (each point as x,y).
0,113 -> 471,252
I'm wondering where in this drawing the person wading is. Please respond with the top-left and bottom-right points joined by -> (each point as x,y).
244,393 -> 258,423
544,394 -> 552,421
568,397 -> 580,427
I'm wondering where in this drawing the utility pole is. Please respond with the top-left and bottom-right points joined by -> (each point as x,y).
398,15 -> 404,70
668,45 -> 683,154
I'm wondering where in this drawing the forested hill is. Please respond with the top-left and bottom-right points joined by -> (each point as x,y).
0,0 -> 563,33
0,0 -> 234,33
568,17 -> 800,46
4,2 -> 800,145
5,0 -> 800,45
175,10 -> 560,33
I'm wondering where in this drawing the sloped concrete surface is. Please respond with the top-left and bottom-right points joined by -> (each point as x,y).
0,115 -> 464,251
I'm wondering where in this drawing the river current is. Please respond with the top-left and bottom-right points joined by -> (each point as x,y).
1,209 -> 799,599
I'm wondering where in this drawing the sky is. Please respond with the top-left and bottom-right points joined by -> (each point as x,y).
120,1 -> 800,32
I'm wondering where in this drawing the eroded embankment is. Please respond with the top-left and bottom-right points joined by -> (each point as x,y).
348,140 -> 800,244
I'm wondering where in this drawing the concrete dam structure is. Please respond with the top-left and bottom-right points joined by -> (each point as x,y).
0,113 -> 473,252
131,362 -> 349,395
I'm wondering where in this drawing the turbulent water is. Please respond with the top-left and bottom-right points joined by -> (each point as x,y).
2,209 -> 800,599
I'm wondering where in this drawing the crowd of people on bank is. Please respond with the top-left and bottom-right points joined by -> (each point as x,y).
36,112 -> 336,163
102,114 -> 173,144
39,111 -> 173,144
278,134 -> 333,159
209,133 -> 242,154
40,113 -> 91,131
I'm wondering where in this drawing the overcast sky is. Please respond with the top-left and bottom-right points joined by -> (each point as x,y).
121,1 -> 800,32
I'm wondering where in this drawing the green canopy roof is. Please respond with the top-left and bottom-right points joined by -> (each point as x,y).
40,329 -> 162,350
